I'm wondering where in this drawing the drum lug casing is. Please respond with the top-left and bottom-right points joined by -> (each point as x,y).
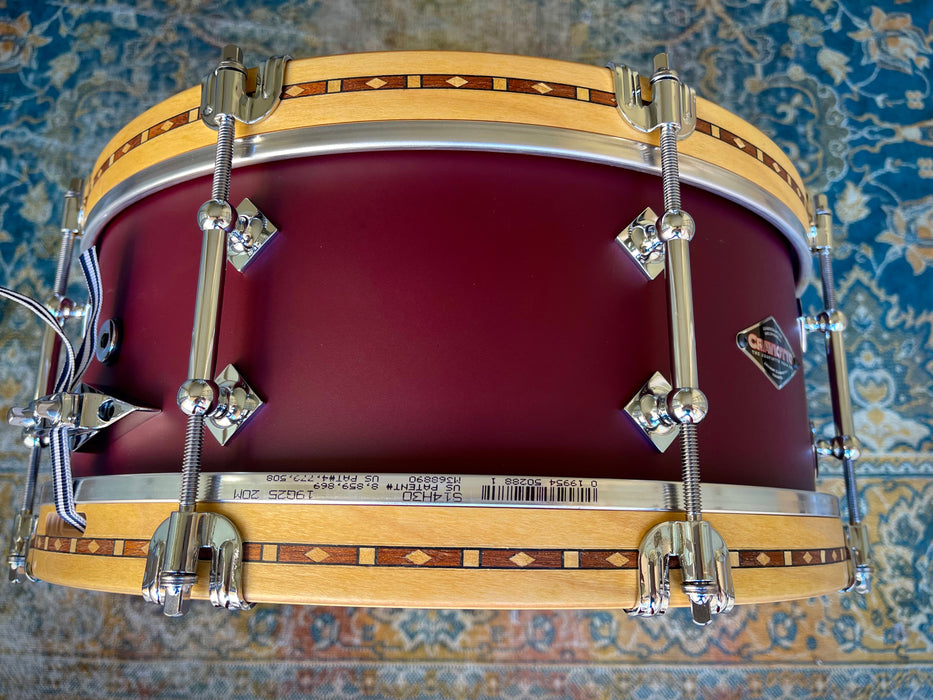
615,206 -> 665,279
623,371 -> 681,452
226,197 -> 279,272
204,363 -> 264,446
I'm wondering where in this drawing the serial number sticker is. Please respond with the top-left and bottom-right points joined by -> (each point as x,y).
221,473 -> 597,506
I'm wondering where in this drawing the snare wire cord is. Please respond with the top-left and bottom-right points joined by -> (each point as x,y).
0,247 -> 102,532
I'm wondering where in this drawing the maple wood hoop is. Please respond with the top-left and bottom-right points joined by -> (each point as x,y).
32,475 -> 848,608
81,51 -> 812,291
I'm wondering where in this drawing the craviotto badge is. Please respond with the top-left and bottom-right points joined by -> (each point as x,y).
735,316 -> 798,390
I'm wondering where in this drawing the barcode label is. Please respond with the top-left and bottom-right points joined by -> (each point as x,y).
480,484 -> 598,504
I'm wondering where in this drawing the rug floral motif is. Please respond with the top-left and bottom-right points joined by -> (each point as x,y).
0,1 -> 930,697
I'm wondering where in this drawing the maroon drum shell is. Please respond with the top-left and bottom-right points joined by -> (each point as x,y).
74,149 -> 815,491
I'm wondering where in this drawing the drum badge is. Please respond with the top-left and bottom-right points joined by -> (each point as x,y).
736,316 -> 798,390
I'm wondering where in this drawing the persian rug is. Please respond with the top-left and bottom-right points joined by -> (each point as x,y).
0,1 -> 930,697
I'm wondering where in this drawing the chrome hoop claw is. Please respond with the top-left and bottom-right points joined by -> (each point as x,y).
142,510 -> 252,616
626,519 -> 734,624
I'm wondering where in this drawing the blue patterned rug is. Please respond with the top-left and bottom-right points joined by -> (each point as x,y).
0,1 -> 931,697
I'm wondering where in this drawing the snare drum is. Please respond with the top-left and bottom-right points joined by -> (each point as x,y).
29,52 -> 849,609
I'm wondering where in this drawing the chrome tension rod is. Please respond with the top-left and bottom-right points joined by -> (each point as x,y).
804,194 -> 871,595
612,54 -> 733,625
6,180 -> 84,582
142,45 -> 286,616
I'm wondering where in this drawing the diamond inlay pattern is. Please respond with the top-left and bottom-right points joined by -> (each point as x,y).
88,71 -> 807,221
607,552 -> 630,567
405,550 -> 433,566
33,535 -> 847,571
305,547 -> 331,562
509,552 -> 536,567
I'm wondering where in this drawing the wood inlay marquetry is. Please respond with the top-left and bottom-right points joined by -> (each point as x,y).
88,69 -> 808,217
31,535 -> 849,571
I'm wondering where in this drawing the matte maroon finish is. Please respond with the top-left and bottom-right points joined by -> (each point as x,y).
75,150 -> 816,491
